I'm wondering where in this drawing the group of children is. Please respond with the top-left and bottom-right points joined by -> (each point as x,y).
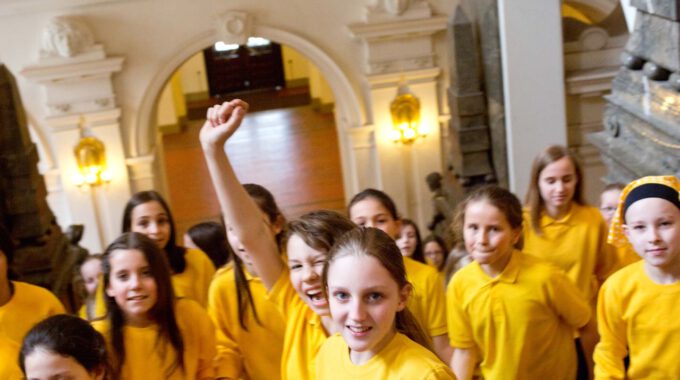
0,98 -> 678,380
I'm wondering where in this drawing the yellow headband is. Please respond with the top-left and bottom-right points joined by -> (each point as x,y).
608,175 -> 680,248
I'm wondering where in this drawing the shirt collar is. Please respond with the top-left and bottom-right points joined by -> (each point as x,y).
472,250 -> 521,284
539,204 -> 576,227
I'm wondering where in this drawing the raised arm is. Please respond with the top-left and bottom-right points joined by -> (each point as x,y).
200,100 -> 284,289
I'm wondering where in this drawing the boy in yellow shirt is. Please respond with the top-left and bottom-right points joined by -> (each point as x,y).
594,176 -> 680,379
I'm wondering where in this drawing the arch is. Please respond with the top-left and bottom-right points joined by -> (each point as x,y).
134,23 -> 364,199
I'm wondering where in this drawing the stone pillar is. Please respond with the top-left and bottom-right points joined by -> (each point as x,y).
498,0 -> 568,197
349,1 -> 447,226
22,16 -> 130,252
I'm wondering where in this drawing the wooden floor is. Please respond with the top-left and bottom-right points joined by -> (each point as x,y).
162,105 -> 346,237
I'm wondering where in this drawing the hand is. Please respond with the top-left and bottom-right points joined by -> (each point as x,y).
199,99 -> 250,150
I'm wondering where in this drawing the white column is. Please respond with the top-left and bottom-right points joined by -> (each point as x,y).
498,0 -> 567,198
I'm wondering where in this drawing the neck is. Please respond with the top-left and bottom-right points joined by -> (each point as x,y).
0,279 -> 12,307
349,327 -> 396,365
644,261 -> 680,285
125,313 -> 154,328
544,202 -> 571,220
320,315 -> 338,335
480,250 -> 514,278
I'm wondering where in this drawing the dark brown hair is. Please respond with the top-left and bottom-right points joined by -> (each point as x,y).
101,232 -> 184,379
20,314 -> 111,378
347,188 -> 399,220
323,227 -> 434,353
121,191 -> 187,274
454,185 -> 524,249
524,145 -> 585,235
186,221 -> 230,269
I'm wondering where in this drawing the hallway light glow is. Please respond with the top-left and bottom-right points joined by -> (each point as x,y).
390,83 -> 425,144
73,136 -> 112,187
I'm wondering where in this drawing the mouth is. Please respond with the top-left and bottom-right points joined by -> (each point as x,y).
347,325 -> 372,337
127,295 -> 148,302
305,289 -> 327,307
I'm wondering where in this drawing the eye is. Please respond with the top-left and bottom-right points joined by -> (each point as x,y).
289,263 -> 302,271
116,272 -> 129,281
313,259 -> 326,267
631,224 -> 645,231
465,224 -> 478,231
333,291 -> 349,302
137,220 -> 149,228
141,268 -> 153,277
367,292 -> 383,302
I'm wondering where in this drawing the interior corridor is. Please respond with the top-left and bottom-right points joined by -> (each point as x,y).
162,105 -> 346,237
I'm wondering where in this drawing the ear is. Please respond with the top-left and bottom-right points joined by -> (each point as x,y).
105,281 -> 114,298
397,283 -> 412,312
623,224 -> 630,240
271,215 -> 285,236
92,365 -> 106,380
511,227 -> 522,247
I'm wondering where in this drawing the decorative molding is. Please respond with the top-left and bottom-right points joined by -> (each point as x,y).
125,154 -> 155,181
216,10 -> 252,45
348,15 -> 448,42
21,56 -> 123,83
565,67 -> 618,96
348,125 -> 375,149
0,0 -> 145,17
366,67 -> 440,88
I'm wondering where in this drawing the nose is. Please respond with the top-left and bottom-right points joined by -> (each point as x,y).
365,220 -> 375,228
129,274 -> 141,290
147,222 -> 159,234
646,226 -> 662,243
302,265 -> 319,282
479,229 -> 489,245
556,181 -> 565,192
349,298 -> 366,322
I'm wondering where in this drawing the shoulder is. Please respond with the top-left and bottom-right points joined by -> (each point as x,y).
390,334 -> 455,378
176,298 -> 209,318
518,253 -> 563,276
90,318 -> 110,336
572,204 -> 605,224
405,257 -> 440,281
601,261 -> 645,294
12,281 -> 64,311
185,247 -> 214,266
210,265 -> 236,290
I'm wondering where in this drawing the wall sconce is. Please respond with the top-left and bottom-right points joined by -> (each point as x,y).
73,136 -> 112,187
390,82 -> 425,144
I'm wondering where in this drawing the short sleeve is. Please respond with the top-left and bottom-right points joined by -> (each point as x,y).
446,276 -> 475,348
423,269 -> 448,337
207,273 -> 244,379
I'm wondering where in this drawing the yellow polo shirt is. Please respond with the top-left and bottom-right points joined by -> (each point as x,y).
447,251 -> 590,380
523,204 -> 619,301
171,248 -> 215,307
404,257 -> 448,337
316,332 -> 455,379
268,269 -> 329,380
208,264 -> 285,380
93,298 -> 216,380
594,262 -> 680,379
0,282 -> 65,379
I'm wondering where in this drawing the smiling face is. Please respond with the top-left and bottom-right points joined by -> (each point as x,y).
23,347 -> 103,380
395,224 -> 417,257
286,233 -> 329,316
80,258 -> 102,296
624,198 -> 680,272
327,254 -> 408,365
463,200 -> 521,277
538,156 -> 578,217
130,201 -> 171,250
105,249 -> 158,327
349,198 -> 400,239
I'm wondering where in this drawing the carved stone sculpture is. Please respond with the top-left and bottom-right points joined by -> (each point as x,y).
40,16 -> 95,58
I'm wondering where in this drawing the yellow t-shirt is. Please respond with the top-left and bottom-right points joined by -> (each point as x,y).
268,269 -> 329,380
403,257 -> 448,337
171,247 -> 215,307
0,281 -> 65,379
447,251 -> 590,380
93,298 -> 216,380
594,262 -> 680,379
316,332 -> 455,379
614,242 -> 641,269
522,204 -> 619,301
208,264 -> 285,380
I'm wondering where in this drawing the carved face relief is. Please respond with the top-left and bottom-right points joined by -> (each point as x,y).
384,0 -> 411,15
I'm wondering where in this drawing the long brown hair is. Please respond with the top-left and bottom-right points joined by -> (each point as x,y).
323,227 -> 433,353
286,210 -> 356,254
101,232 -> 184,379
524,145 -> 585,235
232,184 -> 286,330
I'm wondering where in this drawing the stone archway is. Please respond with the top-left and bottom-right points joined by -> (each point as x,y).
132,22 -> 365,200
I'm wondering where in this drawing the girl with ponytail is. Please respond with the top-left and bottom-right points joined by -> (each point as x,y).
316,227 -> 454,379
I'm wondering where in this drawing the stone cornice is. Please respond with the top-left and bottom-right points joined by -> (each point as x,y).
348,15 -> 449,42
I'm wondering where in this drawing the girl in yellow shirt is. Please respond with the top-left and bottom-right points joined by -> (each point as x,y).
95,232 -> 216,380
122,191 -> 215,307
448,185 -> 590,380
317,227 -> 455,379
594,176 -> 680,379
523,145 -> 618,376
348,189 -> 451,361
207,183 -> 287,380
200,99 -> 355,380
